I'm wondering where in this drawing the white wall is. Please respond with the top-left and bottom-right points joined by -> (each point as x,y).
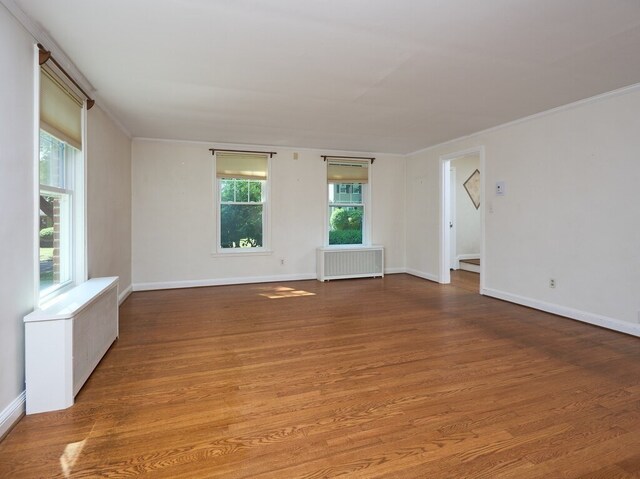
0,4 -> 36,435
132,139 -> 405,288
0,5 -> 134,434
406,86 -> 640,330
452,154 -> 480,257
87,106 -> 132,299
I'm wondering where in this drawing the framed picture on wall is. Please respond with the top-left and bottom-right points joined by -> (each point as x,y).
463,169 -> 480,209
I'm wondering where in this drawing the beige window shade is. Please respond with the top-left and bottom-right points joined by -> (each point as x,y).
40,68 -> 83,150
216,152 -> 268,180
327,161 -> 368,183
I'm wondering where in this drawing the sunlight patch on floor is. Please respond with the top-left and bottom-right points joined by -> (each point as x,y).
258,286 -> 316,299
60,438 -> 88,478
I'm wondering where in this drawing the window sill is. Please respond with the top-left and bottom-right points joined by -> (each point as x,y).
211,249 -> 274,258
39,280 -> 75,308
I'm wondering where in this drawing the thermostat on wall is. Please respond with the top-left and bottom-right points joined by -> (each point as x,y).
495,181 -> 506,196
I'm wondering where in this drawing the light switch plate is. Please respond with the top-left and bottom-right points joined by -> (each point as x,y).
496,181 -> 506,196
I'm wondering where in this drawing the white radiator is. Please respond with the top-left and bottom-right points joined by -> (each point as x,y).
317,246 -> 384,281
24,277 -> 119,414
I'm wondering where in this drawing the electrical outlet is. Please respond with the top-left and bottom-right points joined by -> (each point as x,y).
549,278 -> 556,288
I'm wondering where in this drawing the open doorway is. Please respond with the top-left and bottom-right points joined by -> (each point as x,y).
440,147 -> 485,292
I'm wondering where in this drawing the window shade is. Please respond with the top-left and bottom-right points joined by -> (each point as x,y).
216,152 -> 268,180
327,161 -> 368,183
40,68 -> 83,150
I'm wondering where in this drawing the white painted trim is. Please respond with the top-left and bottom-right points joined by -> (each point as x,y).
409,82 -> 640,157
133,273 -> 317,291
457,254 -> 480,261
439,160 -> 451,284
32,44 -> 41,305
405,268 -> 439,283
449,167 -> 456,270
439,146 -> 485,288
478,148 -> 486,293
483,288 -> 640,338
0,391 -> 25,440
118,284 -> 132,305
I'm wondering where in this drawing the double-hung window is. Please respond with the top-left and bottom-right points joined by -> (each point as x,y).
215,152 -> 269,251
327,160 -> 369,245
38,67 -> 85,300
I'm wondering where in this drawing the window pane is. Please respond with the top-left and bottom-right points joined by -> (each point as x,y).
235,179 -> 250,202
40,130 -> 69,189
329,206 -> 363,245
40,192 -> 72,292
329,183 -> 363,205
220,204 -> 263,248
248,181 -> 262,202
220,179 -> 235,202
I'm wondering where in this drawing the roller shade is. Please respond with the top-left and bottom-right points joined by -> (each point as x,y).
327,161 -> 368,183
40,68 -> 83,150
216,152 -> 268,180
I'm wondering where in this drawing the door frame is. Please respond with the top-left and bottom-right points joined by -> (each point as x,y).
449,167 -> 457,270
439,146 -> 486,292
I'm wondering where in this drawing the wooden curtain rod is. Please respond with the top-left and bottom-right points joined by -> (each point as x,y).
37,43 -> 95,110
321,155 -> 375,164
209,149 -> 277,158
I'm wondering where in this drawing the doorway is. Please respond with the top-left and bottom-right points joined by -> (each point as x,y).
440,146 -> 485,292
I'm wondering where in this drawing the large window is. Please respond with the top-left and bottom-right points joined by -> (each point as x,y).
216,152 -> 269,251
39,67 -> 84,299
327,161 -> 369,245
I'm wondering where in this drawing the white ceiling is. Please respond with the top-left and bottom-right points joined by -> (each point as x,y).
12,0 -> 640,154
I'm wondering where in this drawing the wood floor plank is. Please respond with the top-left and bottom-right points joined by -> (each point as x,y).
1,274 -> 639,478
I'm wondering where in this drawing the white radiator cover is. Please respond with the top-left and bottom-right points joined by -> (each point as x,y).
24,277 -> 119,414
317,246 -> 384,281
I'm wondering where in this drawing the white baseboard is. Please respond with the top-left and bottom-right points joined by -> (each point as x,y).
457,254 -> 480,261
133,273 -> 317,291
0,391 -> 25,440
483,288 -> 640,338
405,268 -> 440,283
118,284 -> 133,305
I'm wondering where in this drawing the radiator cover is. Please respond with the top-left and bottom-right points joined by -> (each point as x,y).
24,277 -> 119,414
317,246 -> 384,281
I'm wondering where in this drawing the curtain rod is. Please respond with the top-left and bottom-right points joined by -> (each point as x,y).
37,43 -> 95,110
322,155 -> 375,164
209,148 -> 277,158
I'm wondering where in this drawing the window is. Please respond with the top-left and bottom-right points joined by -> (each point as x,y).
216,152 -> 269,251
39,67 -> 85,299
327,161 -> 369,245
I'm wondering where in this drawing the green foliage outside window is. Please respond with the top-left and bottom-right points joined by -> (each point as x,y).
220,178 -> 264,248
329,207 -> 363,245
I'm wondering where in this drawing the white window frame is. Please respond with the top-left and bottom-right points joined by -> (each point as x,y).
37,131 -> 86,304
325,160 -> 371,247
213,156 -> 271,255
34,54 -> 86,306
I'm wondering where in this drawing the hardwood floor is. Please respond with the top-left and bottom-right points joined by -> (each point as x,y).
450,269 -> 480,293
1,274 -> 640,478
